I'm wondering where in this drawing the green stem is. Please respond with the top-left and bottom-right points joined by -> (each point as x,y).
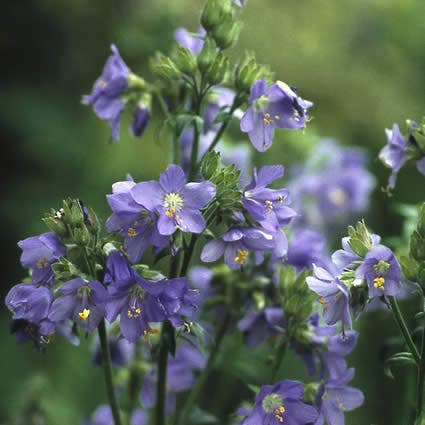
155,321 -> 174,425
188,112 -> 201,181
416,296 -> 425,422
175,312 -> 232,425
98,320 -> 122,425
271,338 -> 288,378
388,296 -> 420,364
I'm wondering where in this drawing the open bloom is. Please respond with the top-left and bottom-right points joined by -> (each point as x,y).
238,307 -> 285,348
240,79 -> 312,152
306,265 -> 351,328
141,343 -> 205,416
105,251 -> 199,342
243,165 -> 296,229
315,368 -> 364,425
355,245 -> 401,298
106,176 -> 169,263
201,227 -> 276,269
18,232 -> 66,286
238,380 -> 318,425
174,27 -> 205,54
82,45 -> 129,141
131,164 -> 216,236
48,278 -> 108,333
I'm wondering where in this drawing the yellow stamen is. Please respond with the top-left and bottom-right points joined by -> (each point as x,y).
234,249 -> 249,265
78,308 -> 91,321
374,276 -> 385,290
127,227 -> 137,237
319,296 -> 326,304
265,200 -> 273,213
36,256 -> 49,269
274,115 -> 280,120
165,206 -> 176,218
127,306 -> 142,318
274,406 -> 285,422
98,80 -> 106,87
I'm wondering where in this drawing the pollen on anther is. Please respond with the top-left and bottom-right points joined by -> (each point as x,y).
78,308 -> 91,321
373,276 -> 385,290
127,227 -> 138,237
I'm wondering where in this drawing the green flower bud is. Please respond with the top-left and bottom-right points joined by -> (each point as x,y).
127,72 -> 146,89
42,215 -> 68,238
73,225 -> 91,246
150,53 -> 181,81
411,230 -> 425,262
174,46 -> 197,75
303,383 -> 320,405
212,15 -> 242,49
237,58 -> 260,91
197,37 -> 217,73
201,0 -> 232,31
201,151 -> 221,180
206,53 -> 229,85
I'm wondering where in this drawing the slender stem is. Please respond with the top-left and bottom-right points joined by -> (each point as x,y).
196,98 -> 241,169
188,108 -> 201,181
98,320 -> 122,425
388,296 -> 420,364
156,321 -> 174,425
175,312 -> 232,425
179,235 -> 198,277
271,338 -> 288,378
417,325 -> 425,420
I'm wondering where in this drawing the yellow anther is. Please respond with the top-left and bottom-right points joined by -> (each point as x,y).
165,206 -> 176,218
274,115 -> 280,120
78,308 -> 91,321
128,305 -> 142,318
374,276 -> 385,290
265,200 -> 273,213
234,249 -> 249,265
127,310 -> 133,318
265,113 -> 271,118
274,406 -> 285,422
98,80 -> 107,87
319,296 -> 326,304
127,227 -> 137,237
36,256 -> 49,269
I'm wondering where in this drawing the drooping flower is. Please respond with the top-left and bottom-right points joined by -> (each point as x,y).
82,45 -> 130,141
105,251 -> 199,342
237,380 -> 318,425
131,164 -> 216,236
287,228 -> 330,271
18,232 -> 66,286
243,165 -> 296,229
174,27 -> 206,54
355,245 -> 402,298
106,176 -> 169,263
131,105 -> 150,137
306,265 -> 351,328
379,123 -> 408,190
315,368 -> 364,425
240,79 -> 312,152
200,227 -> 276,269
238,307 -> 285,348
48,278 -> 108,333
140,343 -> 205,416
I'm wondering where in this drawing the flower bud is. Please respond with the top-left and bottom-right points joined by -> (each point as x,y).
411,230 -> 425,262
42,215 -> 69,238
150,53 -> 182,81
174,46 -> 197,75
201,0 -> 232,31
197,37 -> 217,73
127,72 -> 146,90
212,15 -> 242,49
206,53 -> 229,85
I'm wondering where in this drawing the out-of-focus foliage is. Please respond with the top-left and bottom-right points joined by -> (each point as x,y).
2,0 -> 425,424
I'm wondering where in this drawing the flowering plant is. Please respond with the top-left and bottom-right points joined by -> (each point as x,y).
5,1 -> 425,425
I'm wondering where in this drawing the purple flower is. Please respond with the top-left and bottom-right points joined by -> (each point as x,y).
83,45 -> 129,141
306,265 -> 351,328
315,368 -> 364,425
379,123 -> 408,189
18,232 -> 66,286
85,405 -> 147,425
106,177 -> 169,263
201,227 -> 276,270
48,278 -> 108,333
131,164 -> 216,236
332,234 -> 381,272
131,106 -> 149,137
355,245 -> 402,298
238,307 -> 284,348
141,344 -> 205,416
6,283 -> 53,323
243,165 -> 296,229
174,27 -> 205,54
289,140 -> 375,230
238,380 -> 318,425
92,335 -> 135,367
105,251 -> 199,342
204,87 -> 236,132
287,228 -> 330,271
240,79 -> 312,152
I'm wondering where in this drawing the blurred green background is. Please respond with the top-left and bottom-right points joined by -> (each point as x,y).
2,0 -> 425,423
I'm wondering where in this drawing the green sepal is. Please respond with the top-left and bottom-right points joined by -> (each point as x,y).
384,352 -> 417,379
